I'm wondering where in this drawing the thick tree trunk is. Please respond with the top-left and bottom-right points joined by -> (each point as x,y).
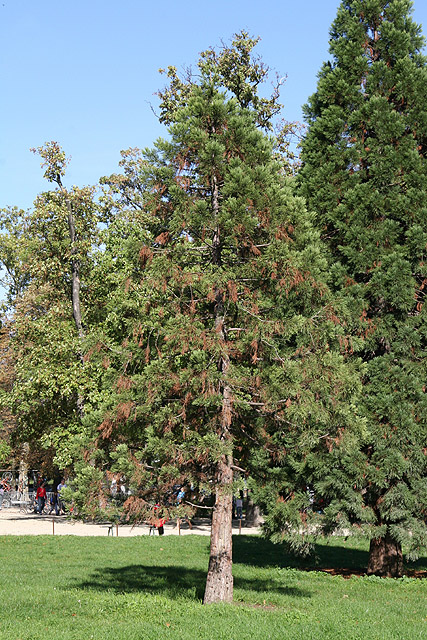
203,455 -> 234,604
367,532 -> 403,577
204,331 -> 234,603
203,144 -> 234,604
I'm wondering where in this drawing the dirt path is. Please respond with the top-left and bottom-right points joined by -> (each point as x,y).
0,508 -> 260,537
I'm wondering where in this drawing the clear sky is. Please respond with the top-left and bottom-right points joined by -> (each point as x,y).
1,0 -> 427,213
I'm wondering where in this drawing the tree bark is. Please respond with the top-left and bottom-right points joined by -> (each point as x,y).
57,178 -> 85,416
366,532 -> 403,577
18,443 -> 29,500
203,454 -> 234,604
56,176 -> 84,341
245,499 -> 261,526
203,160 -> 234,604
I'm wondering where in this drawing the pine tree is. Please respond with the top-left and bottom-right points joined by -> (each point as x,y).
89,47 -> 362,602
299,0 -> 427,576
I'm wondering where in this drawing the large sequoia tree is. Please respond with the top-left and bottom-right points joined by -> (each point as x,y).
299,0 -> 427,576
90,41 -> 361,603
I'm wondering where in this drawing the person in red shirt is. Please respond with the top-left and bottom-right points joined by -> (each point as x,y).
36,483 -> 47,514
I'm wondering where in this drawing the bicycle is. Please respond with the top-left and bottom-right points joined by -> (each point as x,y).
1,492 -> 12,509
0,477 -> 13,509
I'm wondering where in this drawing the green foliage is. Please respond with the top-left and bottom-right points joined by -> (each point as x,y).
1,144 -> 104,468
299,0 -> 427,560
157,31 -> 299,169
31,141 -> 70,183
0,435 -> 11,464
0,207 -> 30,305
85,37 -> 363,543
158,31 -> 282,129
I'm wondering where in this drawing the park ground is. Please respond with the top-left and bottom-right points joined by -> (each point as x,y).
0,509 -> 426,640
0,506 -> 260,537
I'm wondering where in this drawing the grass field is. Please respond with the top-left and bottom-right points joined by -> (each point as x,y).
0,534 -> 426,640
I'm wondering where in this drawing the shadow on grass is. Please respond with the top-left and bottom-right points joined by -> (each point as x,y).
233,535 -> 369,571
233,536 -> 427,576
406,555 -> 427,572
72,563 -> 310,601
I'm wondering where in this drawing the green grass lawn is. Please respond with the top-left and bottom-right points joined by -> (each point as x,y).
0,534 -> 426,640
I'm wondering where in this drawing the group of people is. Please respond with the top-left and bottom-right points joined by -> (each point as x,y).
35,478 -> 66,515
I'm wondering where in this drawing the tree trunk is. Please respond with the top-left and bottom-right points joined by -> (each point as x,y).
203,303 -> 234,604
58,179 -> 85,415
64,195 -> 84,340
367,532 -> 403,577
18,443 -> 29,500
203,454 -> 234,604
245,499 -> 261,526
56,176 -> 84,341
203,161 -> 234,604
66,196 -> 85,415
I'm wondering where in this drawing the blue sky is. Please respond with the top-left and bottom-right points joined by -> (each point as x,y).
1,0 -> 427,212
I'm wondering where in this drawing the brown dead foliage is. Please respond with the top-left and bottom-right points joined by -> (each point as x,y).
99,417 -> 114,439
250,338 -> 259,364
116,401 -> 134,423
116,375 -> 133,392
227,280 -> 238,303
139,245 -> 153,268
278,266 -> 305,295
155,231 -> 170,245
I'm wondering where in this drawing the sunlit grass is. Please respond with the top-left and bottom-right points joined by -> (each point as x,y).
0,535 -> 426,639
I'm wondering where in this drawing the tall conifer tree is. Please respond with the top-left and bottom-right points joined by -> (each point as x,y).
89,44 -> 361,602
299,0 -> 427,576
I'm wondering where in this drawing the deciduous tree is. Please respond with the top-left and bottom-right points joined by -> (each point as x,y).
1,144 -> 102,469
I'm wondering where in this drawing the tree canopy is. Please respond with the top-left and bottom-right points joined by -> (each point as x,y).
70,39 -> 364,601
299,0 -> 427,576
